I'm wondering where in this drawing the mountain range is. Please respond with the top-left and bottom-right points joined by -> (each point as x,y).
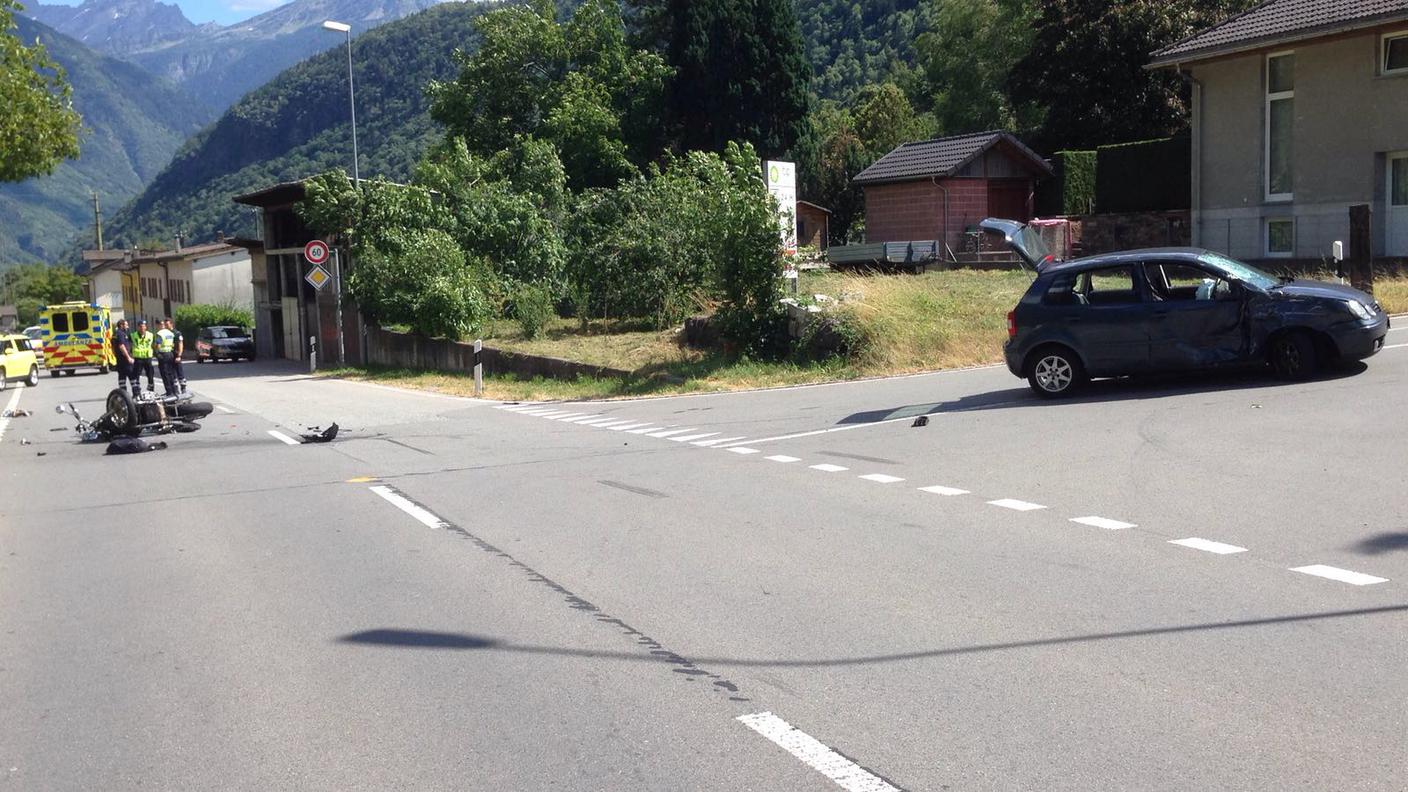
25,0 -> 459,113
0,14 -> 212,264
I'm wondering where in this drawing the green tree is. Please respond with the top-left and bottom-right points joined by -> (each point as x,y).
658,0 -> 813,157
0,261 -> 85,324
427,0 -> 670,189
853,82 -> 934,159
1008,0 -> 1258,150
913,0 -> 1040,135
0,0 -> 82,182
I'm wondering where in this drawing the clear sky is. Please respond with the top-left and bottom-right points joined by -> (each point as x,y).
41,0 -> 284,26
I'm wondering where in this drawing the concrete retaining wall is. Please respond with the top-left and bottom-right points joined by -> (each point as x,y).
366,326 -> 631,381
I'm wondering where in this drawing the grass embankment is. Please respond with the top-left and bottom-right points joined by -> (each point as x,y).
326,268 -> 1029,401
326,269 -> 1408,402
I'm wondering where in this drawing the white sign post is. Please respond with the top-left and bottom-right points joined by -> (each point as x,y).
765,160 -> 797,255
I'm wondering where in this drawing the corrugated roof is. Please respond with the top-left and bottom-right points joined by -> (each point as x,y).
1151,0 -> 1408,66
852,131 -> 1051,185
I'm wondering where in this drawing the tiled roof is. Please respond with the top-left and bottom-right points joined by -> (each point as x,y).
852,131 -> 1051,185
1151,0 -> 1408,65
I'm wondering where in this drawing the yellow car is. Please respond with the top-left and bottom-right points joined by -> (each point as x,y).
1,333 -> 41,390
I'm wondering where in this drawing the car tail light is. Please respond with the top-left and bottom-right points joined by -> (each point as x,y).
1006,311 -> 1017,338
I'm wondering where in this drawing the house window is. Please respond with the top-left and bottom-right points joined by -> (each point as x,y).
1384,32 -> 1408,75
1266,218 -> 1295,257
1266,52 -> 1294,200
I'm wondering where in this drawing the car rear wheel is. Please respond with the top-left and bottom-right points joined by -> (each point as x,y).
26,365 -> 38,387
1270,331 -> 1318,381
1027,346 -> 1086,398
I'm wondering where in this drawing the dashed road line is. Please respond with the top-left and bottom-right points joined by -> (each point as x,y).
766,455 -> 801,463
736,712 -> 899,792
626,425 -> 665,434
267,429 -> 300,446
1169,537 -> 1248,555
1290,565 -> 1388,586
548,412 -> 590,420
810,463 -> 849,473
591,420 -> 639,429
609,422 -> 654,431
727,447 -> 761,455
693,436 -> 747,446
918,485 -> 969,496
648,428 -> 698,439
987,498 -> 1046,512
1070,516 -> 1136,530
670,432 -> 720,443
576,417 -> 623,426
859,473 -> 905,484
370,485 -> 449,529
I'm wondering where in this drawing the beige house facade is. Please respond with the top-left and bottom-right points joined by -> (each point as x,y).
83,241 -> 252,326
1152,0 -> 1408,263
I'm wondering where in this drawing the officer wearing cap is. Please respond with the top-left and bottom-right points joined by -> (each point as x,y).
130,319 -> 156,394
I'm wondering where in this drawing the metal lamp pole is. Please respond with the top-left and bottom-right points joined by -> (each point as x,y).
322,19 -> 355,365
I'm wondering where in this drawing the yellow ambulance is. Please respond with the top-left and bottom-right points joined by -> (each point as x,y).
40,302 -> 115,377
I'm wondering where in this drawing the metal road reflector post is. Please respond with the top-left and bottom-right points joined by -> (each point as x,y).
473,339 -> 483,397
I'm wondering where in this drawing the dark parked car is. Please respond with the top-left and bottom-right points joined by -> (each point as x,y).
195,325 -> 255,363
982,218 -> 1390,398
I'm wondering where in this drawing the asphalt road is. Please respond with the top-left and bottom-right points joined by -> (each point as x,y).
3,325 -> 1407,791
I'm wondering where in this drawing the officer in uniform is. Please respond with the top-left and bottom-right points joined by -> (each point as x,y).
112,318 -> 135,395
155,319 -> 178,396
162,318 -> 189,395
130,320 -> 156,394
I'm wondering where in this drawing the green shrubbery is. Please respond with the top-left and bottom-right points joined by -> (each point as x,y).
173,303 -> 254,343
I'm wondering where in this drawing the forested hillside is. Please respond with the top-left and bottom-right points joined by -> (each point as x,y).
0,15 -> 211,264
104,2 -> 488,249
795,0 -> 925,101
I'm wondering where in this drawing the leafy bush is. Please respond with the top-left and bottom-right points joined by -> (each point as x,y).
512,282 -> 556,340
174,304 -> 254,344
1061,150 -> 1096,215
1096,136 -> 1190,213
346,228 -> 493,340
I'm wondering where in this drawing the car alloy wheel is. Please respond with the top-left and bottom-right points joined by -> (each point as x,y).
1270,331 -> 1317,381
1034,354 -> 1073,392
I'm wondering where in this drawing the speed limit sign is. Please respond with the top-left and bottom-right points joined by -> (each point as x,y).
303,239 -> 330,265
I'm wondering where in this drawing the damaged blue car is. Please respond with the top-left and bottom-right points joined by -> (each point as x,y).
983,218 -> 1391,398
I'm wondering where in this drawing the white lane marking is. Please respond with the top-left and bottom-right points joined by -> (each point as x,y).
693,436 -> 747,446
1290,564 -> 1388,586
0,386 -> 24,444
548,412 -> 590,420
1070,516 -> 1136,530
516,407 -> 561,415
727,447 -> 761,455
609,422 -> 654,431
591,419 -> 638,429
576,417 -> 622,426
736,712 -> 898,792
370,485 -> 448,530
565,415 -> 609,424
859,473 -> 905,484
1169,537 -> 1248,555
214,404 -> 236,414
766,455 -> 801,463
810,463 -> 849,472
987,498 -> 1046,512
535,410 -> 575,418
670,432 -> 720,442
648,428 -> 698,438
267,429 -> 300,446
1383,343 -> 1408,350
918,485 -> 969,496
626,425 -> 665,434
718,416 -> 919,447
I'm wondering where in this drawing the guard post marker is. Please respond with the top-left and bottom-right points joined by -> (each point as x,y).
473,339 -> 483,397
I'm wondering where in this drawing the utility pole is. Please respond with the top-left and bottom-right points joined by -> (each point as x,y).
91,191 -> 104,250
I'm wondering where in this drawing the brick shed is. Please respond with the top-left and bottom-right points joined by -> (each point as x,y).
853,131 -> 1052,256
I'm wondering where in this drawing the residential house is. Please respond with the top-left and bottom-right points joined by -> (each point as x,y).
82,241 -> 253,325
852,131 -> 1053,256
1150,0 -> 1408,263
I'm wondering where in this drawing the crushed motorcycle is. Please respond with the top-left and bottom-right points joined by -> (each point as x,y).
57,388 -> 215,442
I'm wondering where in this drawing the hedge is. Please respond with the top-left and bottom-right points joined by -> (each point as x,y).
1095,136 -> 1191,213
1034,150 -> 1096,216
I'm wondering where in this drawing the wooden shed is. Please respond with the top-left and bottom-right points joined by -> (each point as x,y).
795,201 -> 831,251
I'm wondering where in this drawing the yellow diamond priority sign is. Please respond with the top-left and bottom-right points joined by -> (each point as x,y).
305,265 -> 332,290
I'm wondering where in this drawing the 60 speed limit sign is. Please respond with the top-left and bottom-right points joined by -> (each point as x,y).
303,239 -> 330,265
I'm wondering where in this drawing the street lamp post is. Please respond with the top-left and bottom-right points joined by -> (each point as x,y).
322,19 -> 355,367
321,20 -> 358,184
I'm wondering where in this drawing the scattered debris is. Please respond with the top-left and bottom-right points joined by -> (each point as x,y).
1,409 -> 31,418
105,438 -> 168,455
35,452 -> 45,457
912,416 -> 929,427
300,423 -> 339,443
19,438 -> 30,445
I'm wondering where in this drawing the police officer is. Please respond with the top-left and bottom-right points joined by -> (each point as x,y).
155,318 -> 178,396
131,319 -> 156,394
112,318 -> 135,395
163,318 -> 189,395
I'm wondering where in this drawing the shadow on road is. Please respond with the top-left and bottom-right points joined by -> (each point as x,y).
336,603 -> 1407,667
1353,532 -> 1408,555
839,363 -> 1368,425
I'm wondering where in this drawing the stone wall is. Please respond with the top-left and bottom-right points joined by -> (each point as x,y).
365,326 -> 631,381
1067,210 -> 1191,256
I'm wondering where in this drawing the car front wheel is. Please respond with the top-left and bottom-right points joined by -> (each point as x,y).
26,365 -> 38,387
1027,346 -> 1086,398
1270,331 -> 1318,381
